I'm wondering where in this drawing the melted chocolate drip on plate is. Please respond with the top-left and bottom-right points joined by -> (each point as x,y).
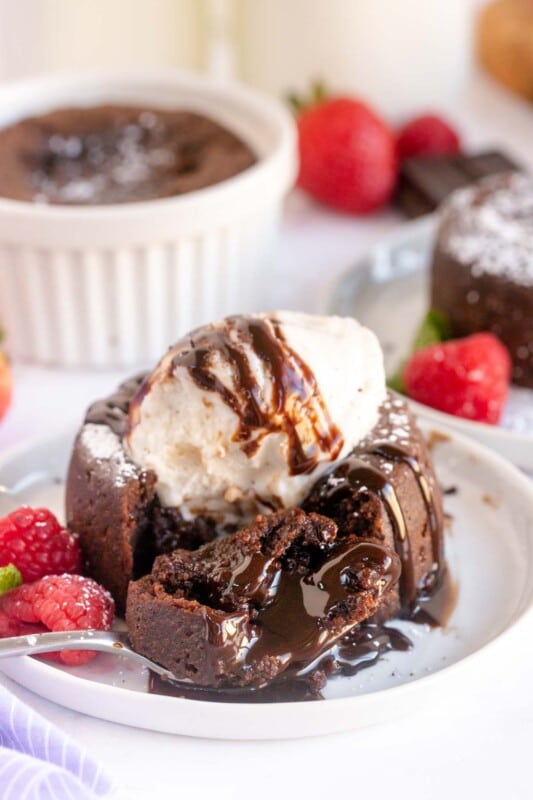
148,624 -> 412,704
148,570 -> 455,704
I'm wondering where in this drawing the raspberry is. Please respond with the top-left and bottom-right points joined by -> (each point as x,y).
397,113 -> 461,160
403,333 -> 511,424
0,610 -> 43,638
297,97 -> 397,214
0,574 -> 114,665
0,507 -> 81,582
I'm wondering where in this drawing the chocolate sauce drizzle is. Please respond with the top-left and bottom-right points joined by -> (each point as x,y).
129,315 -> 344,475
370,443 -> 444,589
306,439 -> 444,615
86,373 -> 146,436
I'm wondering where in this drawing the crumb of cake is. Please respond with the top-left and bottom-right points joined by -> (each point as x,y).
426,430 -> 451,450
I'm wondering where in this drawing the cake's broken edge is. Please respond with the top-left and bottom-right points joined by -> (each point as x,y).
126,508 -> 401,689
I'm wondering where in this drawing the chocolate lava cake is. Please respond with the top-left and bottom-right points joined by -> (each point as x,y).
431,172 -> 533,388
0,105 -> 256,205
66,312 -> 445,692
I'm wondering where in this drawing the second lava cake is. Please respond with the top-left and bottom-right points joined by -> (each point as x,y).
431,171 -> 533,388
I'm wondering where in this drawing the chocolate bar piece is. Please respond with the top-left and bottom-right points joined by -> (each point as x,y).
396,150 -> 521,218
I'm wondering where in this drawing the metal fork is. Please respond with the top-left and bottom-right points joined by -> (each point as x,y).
0,629 -> 179,682
0,630 -> 262,696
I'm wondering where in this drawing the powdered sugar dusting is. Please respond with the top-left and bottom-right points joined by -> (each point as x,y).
371,395 -> 412,448
79,423 -> 138,487
442,172 -> 533,286
32,112 -> 177,205
355,395 -> 415,478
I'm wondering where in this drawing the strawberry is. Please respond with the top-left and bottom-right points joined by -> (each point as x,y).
403,333 -> 511,424
397,113 -> 461,160
296,97 -> 397,214
0,350 -> 12,423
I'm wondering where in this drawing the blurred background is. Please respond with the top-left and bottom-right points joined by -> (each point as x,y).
0,0 -> 529,110
0,0 -> 531,438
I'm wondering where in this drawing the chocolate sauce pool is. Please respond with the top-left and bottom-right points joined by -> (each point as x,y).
148,568 -> 455,702
148,569 -> 455,702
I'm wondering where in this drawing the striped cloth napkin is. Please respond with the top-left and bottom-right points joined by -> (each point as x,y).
0,680 -> 124,800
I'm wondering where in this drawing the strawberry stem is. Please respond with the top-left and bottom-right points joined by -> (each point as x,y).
287,80 -> 329,115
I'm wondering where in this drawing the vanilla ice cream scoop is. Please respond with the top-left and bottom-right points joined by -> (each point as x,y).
126,311 -> 386,524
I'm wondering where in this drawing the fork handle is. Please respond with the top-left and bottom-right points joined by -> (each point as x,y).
0,629 -> 129,658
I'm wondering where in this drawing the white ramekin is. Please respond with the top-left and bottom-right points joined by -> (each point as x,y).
0,71 -> 296,368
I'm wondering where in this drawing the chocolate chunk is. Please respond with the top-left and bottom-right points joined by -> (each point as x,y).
396,150 -> 521,217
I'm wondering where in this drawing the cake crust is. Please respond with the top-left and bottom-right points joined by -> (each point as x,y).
66,376 -> 217,614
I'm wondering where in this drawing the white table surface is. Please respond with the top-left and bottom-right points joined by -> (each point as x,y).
0,73 -> 532,799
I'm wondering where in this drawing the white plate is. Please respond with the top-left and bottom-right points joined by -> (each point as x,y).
0,426 -> 532,739
329,216 -> 533,472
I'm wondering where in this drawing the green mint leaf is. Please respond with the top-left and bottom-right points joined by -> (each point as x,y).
411,309 -> 450,351
387,309 -> 450,394
0,564 -> 22,596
